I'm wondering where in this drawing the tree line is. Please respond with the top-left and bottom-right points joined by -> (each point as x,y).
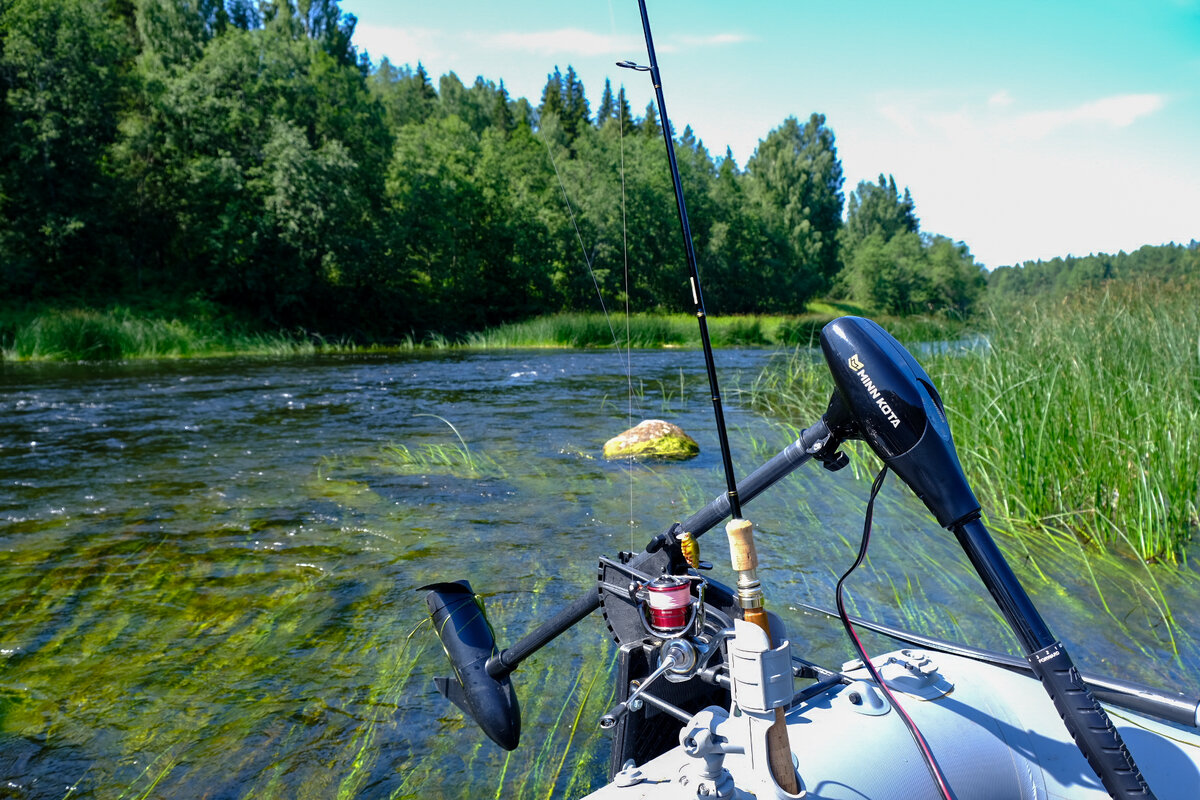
11,0 -> 1180,343
986,242 -> 1200,302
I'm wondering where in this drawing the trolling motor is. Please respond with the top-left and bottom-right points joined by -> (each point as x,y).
816,316 -> 1157,799
421,581 -> 521,750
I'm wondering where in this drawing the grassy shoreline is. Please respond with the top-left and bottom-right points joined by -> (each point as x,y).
0,301 -> 968,361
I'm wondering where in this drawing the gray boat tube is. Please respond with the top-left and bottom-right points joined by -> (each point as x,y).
800,603 -> 1200,730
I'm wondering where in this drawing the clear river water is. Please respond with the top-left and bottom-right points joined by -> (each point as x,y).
1,350 -> 1197,799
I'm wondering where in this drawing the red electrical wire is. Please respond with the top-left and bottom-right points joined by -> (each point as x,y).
834,466 -> 957,800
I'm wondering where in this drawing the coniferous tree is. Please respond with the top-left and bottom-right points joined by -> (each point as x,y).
491,79 -> 514,134
560,65 -> 589,141
439,72 -> 493,134
538,66 -> 565,126
512,96 -> 535,131
616,86 -> 633,131
746,113 -> 845,306
0,0 -> 1002,341
836,175 -> 984,315
841,173 -> 918,254
596,78 -> 614,125
641,101 -> 660,137
369,59 -> 436,128
116,7 -> 391,327
703,147 -> 770,313
414,63 -> 436,100
0,0 -> 133,296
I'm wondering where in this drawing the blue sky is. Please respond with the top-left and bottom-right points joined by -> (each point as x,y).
340,0 -> 1200,269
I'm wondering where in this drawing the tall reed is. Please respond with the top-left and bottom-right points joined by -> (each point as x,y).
749,279 -> 1200,563
462,311 -> 967,350
2,307 -> 326,360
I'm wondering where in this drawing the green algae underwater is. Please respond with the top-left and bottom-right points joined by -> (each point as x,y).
1,350 -> 1197,799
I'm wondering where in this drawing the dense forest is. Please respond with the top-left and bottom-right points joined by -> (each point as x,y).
1,0 -> 1193,344
0,0 -> 995,341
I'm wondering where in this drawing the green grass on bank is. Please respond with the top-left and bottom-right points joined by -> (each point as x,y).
749,278 -> 1200,564
0,305 -> 372,361
461,306 -> 968,350
0,299 -> 969,361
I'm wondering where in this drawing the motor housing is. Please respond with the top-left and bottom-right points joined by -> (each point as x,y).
819,316 -> 980,529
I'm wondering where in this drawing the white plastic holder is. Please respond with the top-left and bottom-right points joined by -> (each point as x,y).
729,616 -> 793,713
727,616 -> 805,798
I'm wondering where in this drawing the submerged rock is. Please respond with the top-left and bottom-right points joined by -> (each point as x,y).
602,419 -> 699,461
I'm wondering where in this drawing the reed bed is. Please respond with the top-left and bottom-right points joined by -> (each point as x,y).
461,310 -> 966,350
1,307 -> 335,361
1,303 -> 969,361
748,279 -> 1200,563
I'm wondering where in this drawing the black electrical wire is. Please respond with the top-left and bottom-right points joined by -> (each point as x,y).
835,466 -> 957,800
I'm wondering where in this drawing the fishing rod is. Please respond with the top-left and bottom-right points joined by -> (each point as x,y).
422,314 -> 1177,800
617,5 -> 740,522
617,1 -> 801,793
423,7 -> 1159,795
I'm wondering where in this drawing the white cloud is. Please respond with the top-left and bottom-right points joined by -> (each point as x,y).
877,103 -> 919,137
352,24 -> 442,63
987,89 -> 1013,108
1011,93 -> 1166,139
873,91 -> 1168,148
849,89 -> 1189,266
353,22 -> 751,73
461,28 -> 749,58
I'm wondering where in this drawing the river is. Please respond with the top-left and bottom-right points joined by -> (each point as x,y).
1,350 -> 1196,799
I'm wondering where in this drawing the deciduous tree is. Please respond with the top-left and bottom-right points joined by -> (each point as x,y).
745,113 -> 845,309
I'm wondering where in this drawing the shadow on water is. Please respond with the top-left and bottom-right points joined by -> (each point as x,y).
0,351 -> 1197,798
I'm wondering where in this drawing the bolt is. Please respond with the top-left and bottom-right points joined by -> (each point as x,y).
847,691 -> 862,705
628,697 -> 643,712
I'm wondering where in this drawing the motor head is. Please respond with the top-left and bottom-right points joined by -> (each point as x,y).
819,316 -> 980,529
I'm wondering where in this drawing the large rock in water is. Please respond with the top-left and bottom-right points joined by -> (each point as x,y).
602,419 -> 699,461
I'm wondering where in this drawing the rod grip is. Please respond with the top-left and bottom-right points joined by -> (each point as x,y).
726,518 -> 759,571
1027,642 -> 1156,798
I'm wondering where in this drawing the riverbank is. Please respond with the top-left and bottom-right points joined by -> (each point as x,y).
0,304 -> 355,361
0,300 -> 967,361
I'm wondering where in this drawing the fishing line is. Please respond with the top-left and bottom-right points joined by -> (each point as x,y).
619,0 -> 638,551
619,100 -> 635,553
609,0 -> 638,552
539,102 -> 640,551
835,466 -> 957,800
